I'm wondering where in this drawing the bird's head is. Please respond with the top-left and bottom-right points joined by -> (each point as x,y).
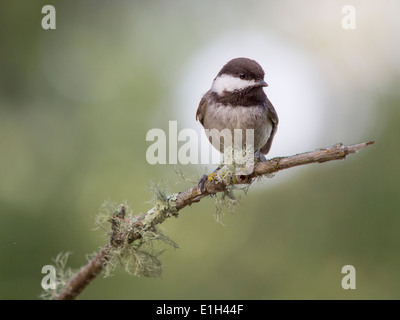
211,58 -> 268,96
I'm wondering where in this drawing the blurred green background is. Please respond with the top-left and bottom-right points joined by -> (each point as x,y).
1,0 -> 400,300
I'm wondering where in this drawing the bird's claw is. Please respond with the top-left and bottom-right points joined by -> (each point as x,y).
255,150 -> 267,163
198,174 -> 217,198
198,174 -> 208,193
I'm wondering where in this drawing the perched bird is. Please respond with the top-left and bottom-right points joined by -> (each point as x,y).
196,57 -> 279,168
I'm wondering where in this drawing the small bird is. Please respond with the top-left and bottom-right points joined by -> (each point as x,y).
196,57 -> 279,170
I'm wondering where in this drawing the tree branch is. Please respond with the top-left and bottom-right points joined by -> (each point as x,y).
55,141 -> 374,300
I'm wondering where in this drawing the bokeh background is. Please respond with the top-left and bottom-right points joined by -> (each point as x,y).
1,0 -> 400,300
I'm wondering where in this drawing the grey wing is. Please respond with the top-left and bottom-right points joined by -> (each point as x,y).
260,97 -> 279,155
196,94 -> 208,127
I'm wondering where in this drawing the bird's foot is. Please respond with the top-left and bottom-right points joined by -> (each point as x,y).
254,150 -> 267,163
198,167 -> 221,195
198,174 -> 208,193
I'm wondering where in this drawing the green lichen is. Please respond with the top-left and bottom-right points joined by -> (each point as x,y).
39,252 -> 76,300
98,191 -> 179,278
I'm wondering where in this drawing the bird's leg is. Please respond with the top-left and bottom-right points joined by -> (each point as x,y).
254,149 -> 267,163
198,165 -> 222,193
198,175 -> 208,193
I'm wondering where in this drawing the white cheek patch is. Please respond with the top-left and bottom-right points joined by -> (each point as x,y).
211,74 -> 257,95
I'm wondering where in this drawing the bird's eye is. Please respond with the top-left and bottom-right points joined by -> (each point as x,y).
239,73 -> 246,79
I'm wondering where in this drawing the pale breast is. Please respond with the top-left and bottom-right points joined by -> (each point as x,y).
203,103 -> 272,152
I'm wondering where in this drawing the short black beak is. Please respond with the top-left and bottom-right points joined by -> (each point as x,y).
258,79 -> 268,87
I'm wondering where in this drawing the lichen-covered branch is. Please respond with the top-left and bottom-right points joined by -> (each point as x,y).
174,141 -> 374,210
55,245 -> 110,300
54,141 -> 374,300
